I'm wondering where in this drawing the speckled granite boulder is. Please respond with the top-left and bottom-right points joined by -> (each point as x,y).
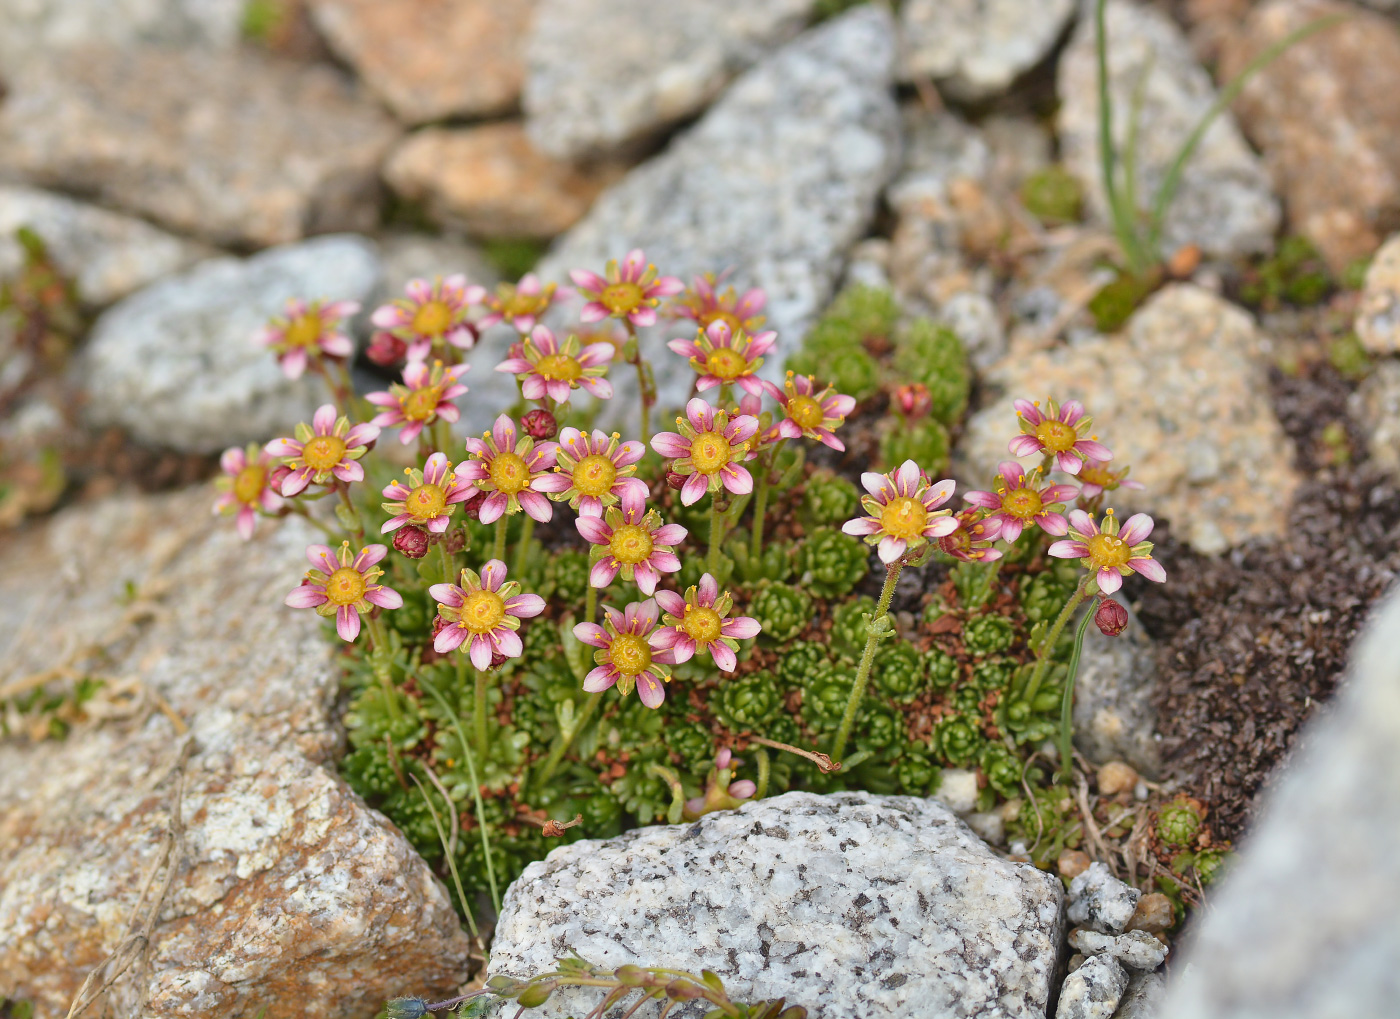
898,0 -> 1076,101
0,487 -> 470,1018
489,790 -> 1064,1019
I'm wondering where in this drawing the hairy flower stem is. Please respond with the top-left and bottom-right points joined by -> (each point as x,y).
622,320 -> 652,445
1059,607 -> 1097,783
747,735 -> 840,773
289,503 -> 339,539
474,667 -> 490,761
336,482 -> 366,544
436,540 -> 455,585
365,613 -> 401,723
749,441 -> 784,560
492,516 -> 508,563
583,582 -> 598,626
513,514 -> 535,579
1025,577 -> 1092,704
535,690 -> 603,788
754,747 -> 771,799
708,495 -> 725,577
831,562 -> 903,763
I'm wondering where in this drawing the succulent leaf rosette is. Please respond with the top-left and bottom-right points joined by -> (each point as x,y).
285,541 -> 403,641
380,452 -> 474,534
266,404 -> 380,497
571,249 -> 683,328
666,320 -> 776,396
653,573 -> 761,671
651,397 -> 759,506
254,297 -> 357,379
371,275 -> 484,361
763,371 -> 856,451
213,443 -> 284,540
478,273 -> 565,334
460,413 -> 559,523
576,490 -> 686,595
535,427 -> 648,516
493,325 -> 614,403
366,360 -> 469,445
1008,398 -> 1113,475
573,599 -> 677,708
964,461 -> 1079,541
842,460 -> 959,563
1049,508 -> 1166,595
431,560 -> 545,670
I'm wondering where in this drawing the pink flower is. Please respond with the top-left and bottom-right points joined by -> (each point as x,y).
893,383 -> 932,421
493,325 -> 613,404
842,460 -> 959,564
1077,458 -> 1146,500
1008,398 -> 1113,475
575,490 -> 687,595
570,249 -> 683,329
285,541 -> 403,642
651,397 -> 759,507
380,452 -> 475,534
266,404 -> 379,497
254,298 -> 357,380
763,371 -> 856,451
534,427 -> 648,517
684,746 -> 757,818
670,271 -> 767,334
458,413 -> 558,523
936,508 -> 1004,563
963,461 -> 1080,542
666,320 -> 776,396
572,599 -> 677,709
1048,509 -> 1165,595
477,274 -> 567,334
653,573 -> 761,672
370,275 -> 485,362
430,559 -> 544,671
213,443 -> 283,540
365,360 -> 469,445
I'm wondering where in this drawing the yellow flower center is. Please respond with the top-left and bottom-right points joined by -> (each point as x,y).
700,309 -> 742,333
503,290 -> 547,317
705,347 -> 748,381
324,566 -> 366,606
609,633 -> 652,677
689,430 -> 732,475
1001,488 -> 1044,521
303,435 -> 347,472
1080,466 -> 1116,489
608,523 -> 654,565
880,496 -> 929,540
572,454 -> 617,497
1035,419 -> 1077,453
601,282 -> 645,315
460,589 -> 506,634
489,451 -> 530,494
283,313 -> 322,349
406,482 -> 447,519
535,353 -> 582,382
787,394 -> 824,430
682,606 -> 723,644
412,300 -> 453,337
1085,533 -> 1131,570
232,464 -> 266,505
402,387 -> 442,422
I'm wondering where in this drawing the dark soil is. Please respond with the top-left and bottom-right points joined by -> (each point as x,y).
1136,360 -> 1400,841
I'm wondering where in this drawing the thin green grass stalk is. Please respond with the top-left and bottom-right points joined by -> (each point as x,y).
831,562 -> 902,762
1058,607 -> 1098,783
410,772 -> 480,940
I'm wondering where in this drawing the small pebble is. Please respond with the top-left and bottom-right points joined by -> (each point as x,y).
1097,761 -> 1138,796
1126,892 -> 1174,934
1068,862 -> 1141,933
1068,953 -> 1086,972
1069,928 -> 1170,971
1055,953 -> 1129,1019
1058,848 -> 1092,880
935,768 -> 980,814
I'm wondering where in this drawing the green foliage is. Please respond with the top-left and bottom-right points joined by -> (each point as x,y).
729,537 -> 793,584
483,238 -> 548,280
1020,166 -> 1083,225
879,416 -> 950,476
925,647 -> 960,689
794,527 -> 869,598
963,614 -> 1015,657
933,715 -> 984,767
830,596 -> 877,660
890,320 -> 969,425
1156,797 -> 1205,846
547,548 -> 591,607
951,560 -> 999,613
800,662 -> 852,733
1088,270 -> 1158,333
872,642 -> 926,703
1326,331 -> 1371,382
788,284 -> 896,401
979,744 -> 1028,800
712,671 -> 784,731
1239,235 -> 1332,310
750,580 -> 813,643
777,641 -> 828,687
1005,782 -> 1084,869
798,470 -> 861,529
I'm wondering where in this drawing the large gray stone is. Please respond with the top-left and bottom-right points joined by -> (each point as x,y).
898,0 -> 1076,101
1074,596 -> 1161,775
524,0 -> 815,160
1058,955 -> 1130,1019
0,185 -> 207,306
0,488 -> 470,1017
0,0 -> 241,71
1158,588 -> 1400,1019
81,235 -> 383,453
527,7 -> 900,431
490,791 -> 1065,1019
1057,0 -> 1279,260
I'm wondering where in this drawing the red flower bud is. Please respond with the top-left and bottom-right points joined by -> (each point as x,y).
393,525 -> 431,559
458,488 -> 486,521
665,469 -> 686,490
521,408 -> 557,440
894,382 -> 932,421
1094,597 -> 1129,637
366,330 -> 407,366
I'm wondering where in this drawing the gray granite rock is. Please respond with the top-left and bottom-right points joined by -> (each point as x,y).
1070,929 -> 1169,971
490,790 -> 1064,1019
1158,588 -> 1400,1019
1069,862 -> 1141,935
528,7 -> 900,429
0,185 -> 207,306
524,0 -> 815,160
0,488 -> 470,1017
1074,596 -> 1160,775
1355,232 -> 1400,355
0,0 -> 241,71
898,0 -> 1076,101
1057,0 -> 1279,259
0,46 -> 398,248
82,235 -> 383,453
1351,357 -> 1400,475
1114,971 -> 1166,1019
1058,955 -> 1131,1019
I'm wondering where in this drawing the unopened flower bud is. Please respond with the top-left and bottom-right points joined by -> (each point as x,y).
392,525 -> 431,559
894,382 -> 932,421
665,469 -> 686,490
458,488 -> 486,521
728,779 -> 757,800
1095,597 -> 1129,637
715,747 -> 732,770
366,330 -> 407,366
521,408 -> 557,440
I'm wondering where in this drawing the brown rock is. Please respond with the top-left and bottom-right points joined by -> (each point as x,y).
0,46 -> 399,248
0,489 -> 470,1017
1098,761 -> 1140,797
309,0 -> 533,124
1127,893 -> 1177,934
1059,849 -> 1093,880
1221,0 -> 1400,273
384,123 -> 609,239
